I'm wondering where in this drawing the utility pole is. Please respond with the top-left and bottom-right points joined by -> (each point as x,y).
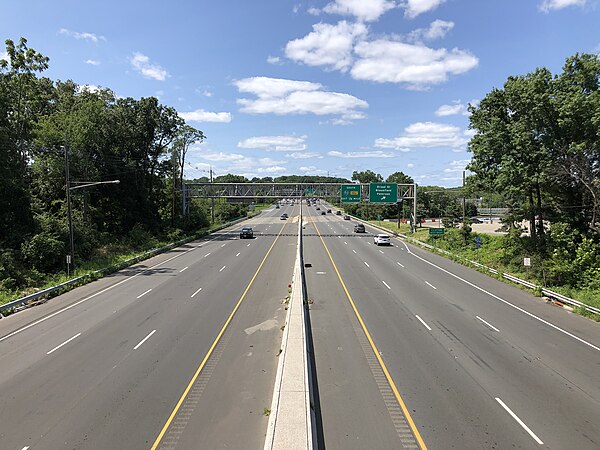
462,170 -> 466,225
210,167 -> 215,223
63,145 -> 75,276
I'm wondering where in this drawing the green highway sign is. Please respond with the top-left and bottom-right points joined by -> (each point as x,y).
369,183 -> 398,204
429,228 -> 445,235
341,185 -> 361,203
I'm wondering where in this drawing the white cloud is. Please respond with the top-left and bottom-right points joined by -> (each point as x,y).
258,165 -> 287,174
444,159 -> 471,173
238,135 -> 307,151
286,151 -> 324,159
408,19 -> 454,42
234,76 -> 368,122
76,84 -> 101,94
180,109 -> 232,123
300,166 -> 328,175
0,50 -> 8,61
201,152 -> 246,162
434,99 -> 478,116
84,59 -> 100,66
403,0 -> 447,18
267,55 -> 281,64
59,28 -> 106,43
407,163 -> 415,168
327,150 -> 398,158
285,21 -> 367,71
375,121 -> 468,149
129,52 -> 169,81
322,0 -> 397,22
539,0 -> 585,12
351,39 -> 478,88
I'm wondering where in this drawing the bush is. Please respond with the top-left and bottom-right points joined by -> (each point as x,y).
126,224 -> 159,250
21,232 -> 65,272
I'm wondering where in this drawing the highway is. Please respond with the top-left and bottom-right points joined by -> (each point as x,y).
303,203 -> 600,449
0,204 -> 299,450
1,200 -> 599,449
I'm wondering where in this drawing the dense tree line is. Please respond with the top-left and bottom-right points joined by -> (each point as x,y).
0,38 -> 216,291
467,53 -> 599,289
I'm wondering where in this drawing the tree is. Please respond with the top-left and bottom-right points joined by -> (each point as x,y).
351,170 -> 382,183
386,171 -> 414,184
171,124 -> 205,224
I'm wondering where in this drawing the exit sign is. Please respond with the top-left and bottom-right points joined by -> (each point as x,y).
341,185 -> 360,203
369,183 -> 397,204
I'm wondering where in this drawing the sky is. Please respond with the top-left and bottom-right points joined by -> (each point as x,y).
2,0 -> 599,186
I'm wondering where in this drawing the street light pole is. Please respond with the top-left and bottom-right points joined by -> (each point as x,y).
63,146 -> 75,276
63,143 -> 120,276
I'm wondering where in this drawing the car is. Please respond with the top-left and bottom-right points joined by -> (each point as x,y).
336,211 -> 342,215
343,215 -> 350,220
316,207 -> 320,210
240,227 -> 254,239
374,234 -> 391,245
327,209 -> 332,213
354,223 -> 365,233
321,211 -> 326,215
280,213 -> 288,220
470,217 -> 483,224
275,204 -> 280,209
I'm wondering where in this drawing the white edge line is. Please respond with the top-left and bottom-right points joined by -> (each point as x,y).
136,288 -> 152,299
382,280 -> 391,290
495,397 -> 544,445
204,252 -> 211,257
425,281 -> 437,290
0,243 -> 198,344
397,261 -> 405,268
47,332 -> 81,355
134,329 -> 156,350
364,261 -> 370,267
415,315 -> 432,331
190,287 -> 202,298
399,240 -> 600,353
476,315 -> 500,332
219,266 -> 226,272
352,249 -> 357,254
179,266 -> 189,273
236,252 -> 241,257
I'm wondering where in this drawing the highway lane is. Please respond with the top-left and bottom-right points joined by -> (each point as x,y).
0,204 -> 298,449
304,204 -> 600,449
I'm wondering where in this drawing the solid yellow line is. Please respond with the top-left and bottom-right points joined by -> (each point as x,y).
309,212 -> 428,450
150,220 -> 288,450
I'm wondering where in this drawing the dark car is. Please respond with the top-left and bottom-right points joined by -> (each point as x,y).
316,207 -> 320,210
240,227 -> 254,239
354,223 -> 365,233
327,209 -> 332,213
275,204 -> 280,209
470,217 -> 483,224
336,210 -> 342,215
321,211 -> 326,215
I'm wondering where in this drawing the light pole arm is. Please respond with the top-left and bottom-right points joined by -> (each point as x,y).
69,180 -> 120,191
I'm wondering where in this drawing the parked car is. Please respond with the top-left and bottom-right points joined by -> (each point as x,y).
343,215 -> 350,220
374,234 -> 391,246
240,227 -> 254,239
354,223 -> 365,233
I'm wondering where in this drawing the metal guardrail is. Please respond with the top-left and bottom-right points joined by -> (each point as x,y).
0,216 -> 250,317
347,214 -> 600,317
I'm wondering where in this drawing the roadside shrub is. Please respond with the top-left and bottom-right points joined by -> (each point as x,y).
126,224 -> 159,250
20,232 -> 64,272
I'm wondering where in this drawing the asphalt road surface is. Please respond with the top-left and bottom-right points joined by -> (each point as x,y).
1,200 -> 599,450
303,203 -> 600,449
0,204 -> 298,450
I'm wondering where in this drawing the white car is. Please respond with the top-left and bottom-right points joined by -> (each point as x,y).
374,234 -> 391,246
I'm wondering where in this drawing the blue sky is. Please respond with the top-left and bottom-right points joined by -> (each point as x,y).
2,0 -> 599,186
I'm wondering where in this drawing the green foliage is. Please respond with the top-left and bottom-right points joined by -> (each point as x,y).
20,232 -> 64,272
